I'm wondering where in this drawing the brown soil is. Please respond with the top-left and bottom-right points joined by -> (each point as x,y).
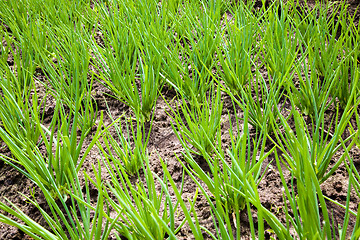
1,0 -> 360,239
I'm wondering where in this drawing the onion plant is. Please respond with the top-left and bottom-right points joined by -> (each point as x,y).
162,152 -> 290,239
0,70 -> 43,148
290,49 -> 337,117
311,2 -> 348,78
0,77 -> 103,195
163,0 -> 221,102
291,1 -> 348,78
159,159 -> 206,240
261,2 -> 301,82
271,97 -> 359,183
0,0 -> 29,40
162,41 -> 207,102
167,85 -> 223,156
38,25 -> 98,133
0,159 -> 114,240
217,2 -> 257,94
1,30 -> 44,92
0,29 -> 13,67
175,109 -> 291,239
183,0 -> 222,93
97,101 -> 153,175
177,107 -> 273,213
181,157 -> 292,239
100,154 -> 182,239
291,2 -> 318,45
47,106 -> 103,192
0,69 -> 110,239
333,42 -> 360,109
0,69 -> 48,183
92,0 -> 165,121
275,149 -> 360,239
224,67 -> 286,134
290,4 -> 359,116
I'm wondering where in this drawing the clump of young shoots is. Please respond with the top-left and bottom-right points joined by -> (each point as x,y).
333,49 -> 360,109
167,85 -> 223,156
0,30 -> 13,68
0,79 -> 103,196
163,0 -> 221,103
311,2 -> 348,78
92,0 -> 165,121
0,160 -> 114,240
271,97 -> 359,183
178,107 -> 273,212
101,154 -> 181,239
39,25 -> 98,133
275,149 -> 360,239
225,67 -> 286,134
0,72 -> 43,147
290,51 -> 336,117
217,2 -> 256,94
261,2 -> 300,82
175,108 -> 287,239
98,102 -> 152,175
290,2 -> 359,116
223,108 -> 273,211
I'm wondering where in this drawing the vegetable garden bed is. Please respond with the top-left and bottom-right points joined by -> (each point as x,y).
1,0 -> 360,239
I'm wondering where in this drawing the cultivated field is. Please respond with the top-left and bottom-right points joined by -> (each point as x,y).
0,0 -> 360,239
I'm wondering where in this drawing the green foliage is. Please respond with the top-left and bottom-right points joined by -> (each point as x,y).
167,86 -> 223,156
0,75 -> 103,194
92,0 -> 165,121
0,0 -> 360,239
217,2 -> 256,93
0,161 -> 114,240
271,98 -> 359,183
98,103 -> 152,175
101,156 -> 181,240
261,2 -> 300,81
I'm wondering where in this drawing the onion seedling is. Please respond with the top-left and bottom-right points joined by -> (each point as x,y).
92,0 -> 166,121
0,160 -> 114,240
98,106 -> 152,175
177,107 -> 273,213
100,154 -> 181,239
261,1 -> 300,82
271,97 -> 359,183
217,2 -> 257,94
167,85 -> 223,156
